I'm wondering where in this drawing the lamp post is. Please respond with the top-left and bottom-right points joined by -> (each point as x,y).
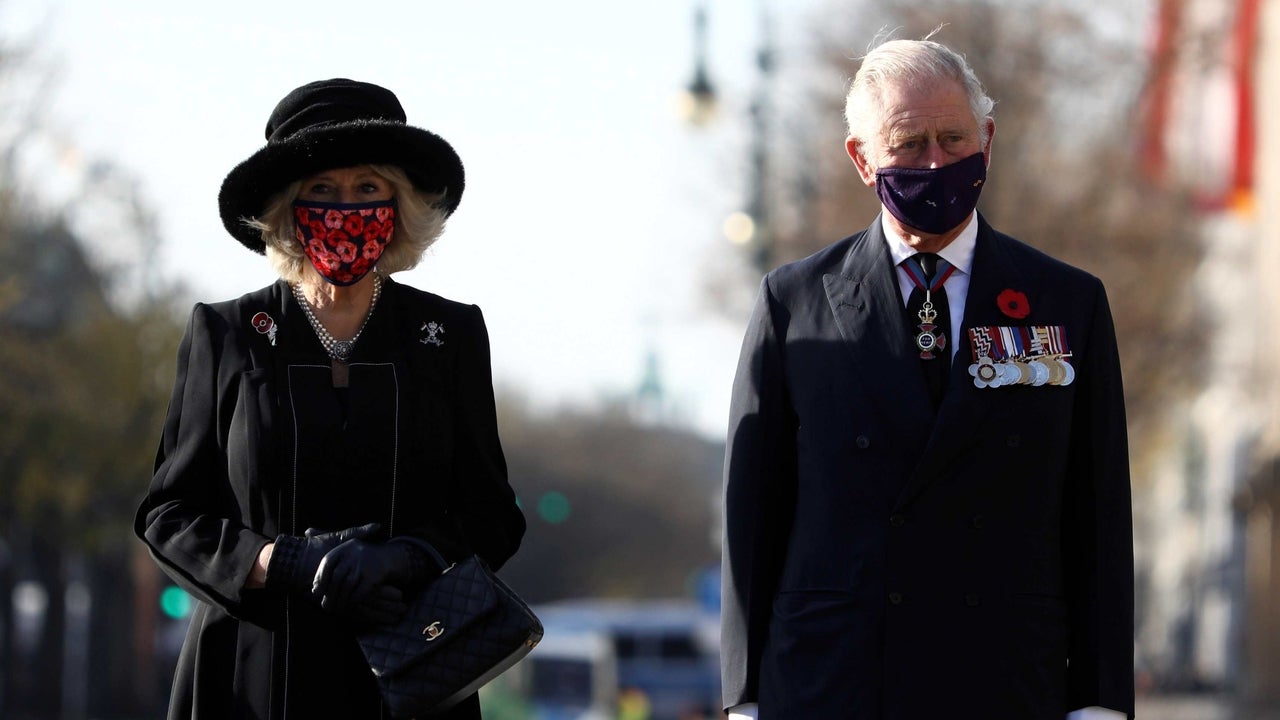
681,1 -> 777,276
678,3 -> 718,127
744,6 -> 775,274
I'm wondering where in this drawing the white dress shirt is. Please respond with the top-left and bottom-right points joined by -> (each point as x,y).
724,214 -> 1126,720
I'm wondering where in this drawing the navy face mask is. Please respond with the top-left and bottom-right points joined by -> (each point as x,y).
875,151 -> 987,235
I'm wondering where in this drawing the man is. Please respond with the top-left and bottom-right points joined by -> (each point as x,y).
720,38 -> 1134,719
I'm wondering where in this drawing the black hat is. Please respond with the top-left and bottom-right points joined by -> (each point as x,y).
218,78 -> 464,254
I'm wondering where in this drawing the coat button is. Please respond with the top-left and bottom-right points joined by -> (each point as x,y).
965,593 -> 981,607
889,514 -> 905,527
855,435 -> 871,449
888,592 -> 903,605
971,515 -> 985,529
1006,434 -> 1021,448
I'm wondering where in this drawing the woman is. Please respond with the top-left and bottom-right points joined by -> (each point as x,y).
135,79 -> 526,719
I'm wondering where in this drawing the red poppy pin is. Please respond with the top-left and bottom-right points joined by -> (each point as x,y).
996,289 -> 1030,319
251,311 -> 278,346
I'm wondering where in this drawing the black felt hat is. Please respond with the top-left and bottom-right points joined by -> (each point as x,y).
218,78 -> 464,253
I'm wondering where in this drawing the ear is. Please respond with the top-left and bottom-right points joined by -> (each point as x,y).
846,136 -> 877,188
981,118 -> 996,167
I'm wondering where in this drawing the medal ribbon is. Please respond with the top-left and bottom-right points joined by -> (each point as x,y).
1047,325 -> 1069,355
999,326 -> 1026,359
969,325 -> 1071,361
969,326 -> 996,359
902,255 -> 956,293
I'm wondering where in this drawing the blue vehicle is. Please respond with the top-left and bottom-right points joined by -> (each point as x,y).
532,599 -> 722,720
489,629 -> 618,720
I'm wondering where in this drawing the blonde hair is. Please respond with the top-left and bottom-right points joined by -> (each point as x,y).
844,36 -> 995,150
249,164 -> 448,283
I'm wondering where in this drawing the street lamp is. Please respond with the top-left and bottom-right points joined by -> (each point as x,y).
743,7 -> 775,273
677,3 -> 718,127
680,1 -> 777,275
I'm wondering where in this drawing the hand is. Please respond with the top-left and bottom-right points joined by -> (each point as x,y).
264,523 -> 381,597
313,538 -> 424,617
346,583 -> 408,626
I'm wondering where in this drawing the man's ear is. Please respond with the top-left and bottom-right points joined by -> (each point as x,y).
846,137 -> 877,188
981,118 -> 996,167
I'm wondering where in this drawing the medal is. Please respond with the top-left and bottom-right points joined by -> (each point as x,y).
914,296 -> 947,359
1046,358 -> 1067,386
1008,360 -> 1030,384
968,355 -> 1002,388
1028,360 -> 1051,386
1059,357 -> 1076,385
904,255 -> 956,360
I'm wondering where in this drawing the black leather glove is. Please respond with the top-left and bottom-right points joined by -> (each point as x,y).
265,523 -> 381,598
313,537 -> 433,618
345,583 -> 408,626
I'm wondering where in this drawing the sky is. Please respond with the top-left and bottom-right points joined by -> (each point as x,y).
2,0 -> 832,438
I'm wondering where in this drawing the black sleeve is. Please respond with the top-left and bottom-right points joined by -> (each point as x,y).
1063,280 -> 1136,717
134,304 -> 276,621
443,304 -> 525,571
721,275 -> 798,710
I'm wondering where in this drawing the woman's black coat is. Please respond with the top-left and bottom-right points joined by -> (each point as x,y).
135,278 -> 526,719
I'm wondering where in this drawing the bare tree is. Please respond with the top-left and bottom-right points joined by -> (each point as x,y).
495,396 -> 724,603
0,7 -> 186,715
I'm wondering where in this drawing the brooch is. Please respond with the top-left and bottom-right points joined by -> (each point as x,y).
419,321 -> 445,347
251,312 -> 277,346
967,325 -> 1073,388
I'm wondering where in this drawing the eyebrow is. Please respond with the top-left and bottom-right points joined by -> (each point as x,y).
886,124 -> 972,142
303,170 -> 381,183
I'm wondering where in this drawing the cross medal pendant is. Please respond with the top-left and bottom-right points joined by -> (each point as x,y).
914,289 -> 946,360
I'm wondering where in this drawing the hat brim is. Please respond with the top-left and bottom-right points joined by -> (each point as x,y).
218,120 -> 464,253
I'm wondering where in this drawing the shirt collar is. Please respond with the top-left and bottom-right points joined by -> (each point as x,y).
881,212 -> 978,275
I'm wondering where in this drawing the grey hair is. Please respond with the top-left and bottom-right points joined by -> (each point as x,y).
248,164 -> 448,284
844,36 -> 995,151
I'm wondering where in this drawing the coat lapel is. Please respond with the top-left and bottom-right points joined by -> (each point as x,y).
823,220 -> 934,445
894,216 -> 1028,509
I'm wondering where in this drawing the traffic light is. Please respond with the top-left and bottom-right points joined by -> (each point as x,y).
537,491 -> 571,524
159,585 -> 192,620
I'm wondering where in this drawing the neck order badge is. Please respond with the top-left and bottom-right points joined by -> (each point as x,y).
904,253 -> 955,360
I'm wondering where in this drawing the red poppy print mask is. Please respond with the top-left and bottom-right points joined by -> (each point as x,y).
293,199 -> 396,286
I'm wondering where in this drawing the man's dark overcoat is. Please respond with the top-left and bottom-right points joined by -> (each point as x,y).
721,215 -> 1134,719
136,278 -> 525,720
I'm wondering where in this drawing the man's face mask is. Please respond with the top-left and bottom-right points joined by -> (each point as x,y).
293,199 -> 396,286
874,151 -> 986,235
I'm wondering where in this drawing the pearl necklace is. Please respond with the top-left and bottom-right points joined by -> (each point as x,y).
291,274 -> 383,363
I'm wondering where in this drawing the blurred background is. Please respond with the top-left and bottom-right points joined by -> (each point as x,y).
0,0 -> 1277,717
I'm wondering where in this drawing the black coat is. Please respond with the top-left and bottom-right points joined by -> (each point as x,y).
720,216 -> 1134,719
136,278 -> 526,720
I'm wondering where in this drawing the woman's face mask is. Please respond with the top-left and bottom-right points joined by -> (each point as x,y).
293,199 -> 396,286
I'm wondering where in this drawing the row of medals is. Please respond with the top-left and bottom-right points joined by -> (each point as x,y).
915,295 -> 1075,388
968,354 -> 1075,388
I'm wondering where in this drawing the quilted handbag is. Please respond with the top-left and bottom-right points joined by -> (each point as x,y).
355,542 -> 543,718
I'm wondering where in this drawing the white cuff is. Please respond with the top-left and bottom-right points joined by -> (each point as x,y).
1066,707 -> 1126,720
729,701 -> 1123,719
